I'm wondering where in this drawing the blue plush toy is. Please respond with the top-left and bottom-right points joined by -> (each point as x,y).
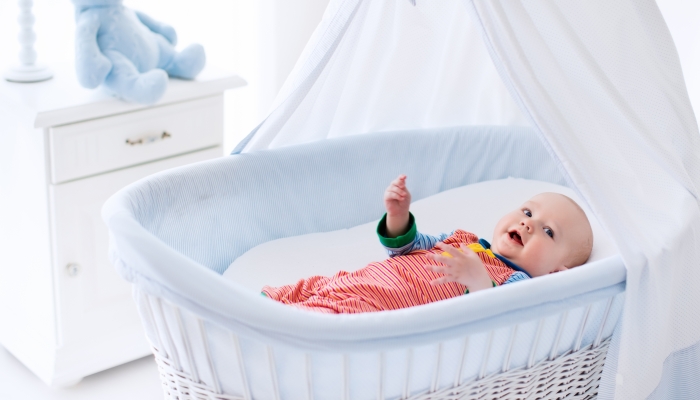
72,0 -> 206,104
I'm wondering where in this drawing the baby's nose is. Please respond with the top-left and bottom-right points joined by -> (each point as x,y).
520,221 -> 532,232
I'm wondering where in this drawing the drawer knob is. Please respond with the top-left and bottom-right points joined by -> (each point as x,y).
65,263 -> 81,277
126,131 -> 172,146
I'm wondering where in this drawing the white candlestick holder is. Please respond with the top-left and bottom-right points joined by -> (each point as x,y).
4,0 -> 53,83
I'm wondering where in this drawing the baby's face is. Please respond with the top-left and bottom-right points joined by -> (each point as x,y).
490,193 -> 592,277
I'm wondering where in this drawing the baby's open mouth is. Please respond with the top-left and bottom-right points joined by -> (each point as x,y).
509,231 -> 523,246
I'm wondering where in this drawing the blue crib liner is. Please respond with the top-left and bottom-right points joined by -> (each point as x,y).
103,125 -> 626,351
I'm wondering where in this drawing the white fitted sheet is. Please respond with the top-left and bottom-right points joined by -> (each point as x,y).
224,178 -> 616,291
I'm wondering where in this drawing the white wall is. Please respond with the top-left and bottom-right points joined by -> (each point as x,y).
656,0 -> 700,122
257,0 -> 329,115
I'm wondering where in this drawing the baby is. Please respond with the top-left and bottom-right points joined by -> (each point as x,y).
262,175 -> 593,313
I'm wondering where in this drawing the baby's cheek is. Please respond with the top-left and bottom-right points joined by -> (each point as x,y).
541,242 -> 568,271
528,241 -> 554,267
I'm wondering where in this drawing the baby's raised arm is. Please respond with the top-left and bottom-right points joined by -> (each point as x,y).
383,175 -> 412,237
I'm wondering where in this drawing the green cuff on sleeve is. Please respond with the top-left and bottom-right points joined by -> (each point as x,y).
464,281 -> 497,295
376,212 -> 417,248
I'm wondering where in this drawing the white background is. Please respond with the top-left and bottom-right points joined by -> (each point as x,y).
0,0 -> 698,398
0,0 -> 698,152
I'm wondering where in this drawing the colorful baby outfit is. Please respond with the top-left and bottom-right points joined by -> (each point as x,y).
262,213 -> 530,313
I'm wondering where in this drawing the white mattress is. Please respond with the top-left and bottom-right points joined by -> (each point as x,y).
224,178 -> 617,290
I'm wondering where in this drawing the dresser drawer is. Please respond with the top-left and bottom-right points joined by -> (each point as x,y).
48,95 -> 223,183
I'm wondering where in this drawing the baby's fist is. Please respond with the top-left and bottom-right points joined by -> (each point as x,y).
384,175 -> 411,217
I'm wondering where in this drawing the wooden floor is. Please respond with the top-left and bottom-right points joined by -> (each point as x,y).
0,346 -> 163,400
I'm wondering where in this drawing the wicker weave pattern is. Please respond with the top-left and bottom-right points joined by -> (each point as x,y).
151,338 -> 609,400
409,338 -> 610,400
154,350 -> 240,400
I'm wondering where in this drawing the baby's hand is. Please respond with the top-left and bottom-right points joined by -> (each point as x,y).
383,175 -> 412,237
425,242 -> 494,292
384,174 -> 411,217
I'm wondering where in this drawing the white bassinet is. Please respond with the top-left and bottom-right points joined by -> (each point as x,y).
105,0 -> 700,399
104,126 -> 626,399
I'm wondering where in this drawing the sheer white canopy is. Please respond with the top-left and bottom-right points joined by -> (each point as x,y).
240,0 -> 528,151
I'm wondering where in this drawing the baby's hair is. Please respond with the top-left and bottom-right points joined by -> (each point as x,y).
555,193 -> 594,267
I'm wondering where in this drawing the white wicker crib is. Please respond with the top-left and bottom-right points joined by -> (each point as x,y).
139,291 -> 618,400
104,126 -> 626,400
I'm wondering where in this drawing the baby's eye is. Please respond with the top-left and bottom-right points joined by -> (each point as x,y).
523,209 -> 532,217
544,227 -> 554,238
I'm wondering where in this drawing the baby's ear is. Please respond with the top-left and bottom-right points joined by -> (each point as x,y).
550,265 -> 569,274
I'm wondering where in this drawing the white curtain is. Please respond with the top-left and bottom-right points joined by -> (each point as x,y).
238,1 -> 700,398
240,0 -> 528,152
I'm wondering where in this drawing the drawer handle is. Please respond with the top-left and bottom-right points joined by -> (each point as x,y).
125,131 -> 172,146
66,263 -> 81,277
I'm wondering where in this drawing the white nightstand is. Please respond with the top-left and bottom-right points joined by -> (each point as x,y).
0,64 -> 246,386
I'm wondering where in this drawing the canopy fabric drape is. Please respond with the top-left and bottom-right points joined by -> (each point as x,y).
238,0 -> 528,152
235,1 -> 700,398
469,2 -> 700,399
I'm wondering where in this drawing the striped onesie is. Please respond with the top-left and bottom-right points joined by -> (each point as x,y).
262,213 -> 530,314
